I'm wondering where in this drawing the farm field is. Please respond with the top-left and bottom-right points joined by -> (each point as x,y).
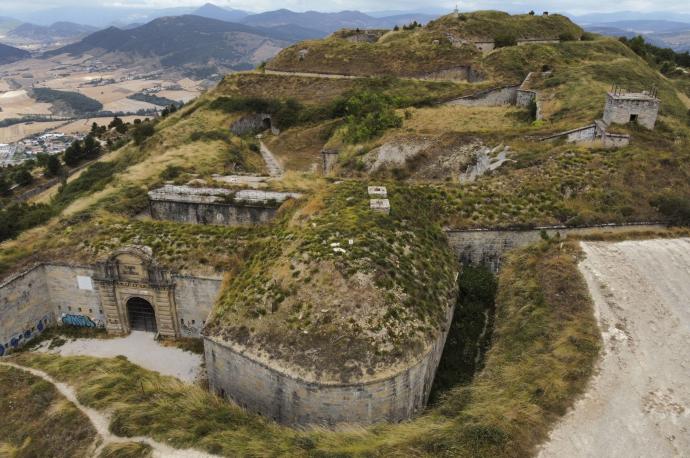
0,120 -> 65,143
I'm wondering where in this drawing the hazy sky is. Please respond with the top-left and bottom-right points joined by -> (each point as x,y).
1,0 -> 688,15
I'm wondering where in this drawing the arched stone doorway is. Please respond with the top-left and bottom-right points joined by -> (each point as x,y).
126,297 -> 157,332
94,246 -> 179,337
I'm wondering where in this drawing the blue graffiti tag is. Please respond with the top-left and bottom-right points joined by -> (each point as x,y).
61,314 -> 96,328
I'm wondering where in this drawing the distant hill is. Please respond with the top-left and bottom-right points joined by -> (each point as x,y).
0,42 -> 30,64
0,17 -> 21,35
44,15 -> 316,74
8,22 -> 98,43
192,3 -> 248,23
583,19 -> 690,52
241,9 -> 435,34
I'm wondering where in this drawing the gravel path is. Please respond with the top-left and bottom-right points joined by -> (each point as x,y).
259,141 -> 284,177
538,238 -> 690,458
0,361 -> 220,458
36,331 -> 202,383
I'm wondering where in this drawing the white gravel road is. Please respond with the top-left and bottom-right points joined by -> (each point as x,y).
36,330 -> 202,383
539,238 -> 690,458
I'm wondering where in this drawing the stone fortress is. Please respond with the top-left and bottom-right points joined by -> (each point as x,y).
0,9 -> 669,427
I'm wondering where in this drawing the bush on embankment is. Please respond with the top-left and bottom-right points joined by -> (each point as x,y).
9,239 -> 600,457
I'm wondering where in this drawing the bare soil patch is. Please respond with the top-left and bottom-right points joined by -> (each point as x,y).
539,238 -> 690,457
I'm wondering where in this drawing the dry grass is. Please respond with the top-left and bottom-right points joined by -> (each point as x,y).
402,105 -> 530,133
0,364 -> 96,458
264,120 -> 339,172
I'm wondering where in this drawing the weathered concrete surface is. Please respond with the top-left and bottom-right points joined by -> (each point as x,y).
539,238 -> 690,458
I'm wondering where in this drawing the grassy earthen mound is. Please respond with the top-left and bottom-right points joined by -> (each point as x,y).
204,181 -> 458,382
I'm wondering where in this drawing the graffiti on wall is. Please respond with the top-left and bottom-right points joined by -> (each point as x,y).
0,315 -> 51,357
61,313 -> 104,329
180,319 -> 201,337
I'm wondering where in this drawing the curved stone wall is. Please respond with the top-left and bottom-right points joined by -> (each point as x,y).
204,303 -> 455,426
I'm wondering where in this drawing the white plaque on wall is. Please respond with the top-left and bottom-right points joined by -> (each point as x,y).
77,275 -> 94,291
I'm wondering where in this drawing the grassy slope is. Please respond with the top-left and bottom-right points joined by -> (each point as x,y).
0,94 -> 269,278
0,365 -> 96,457
332,37 -> 690,228
426,11 -> 582,41
10,239 -> 599,457
267,12 -> 582,78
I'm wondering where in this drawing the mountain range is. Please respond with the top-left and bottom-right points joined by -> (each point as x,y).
6,22 -> 98,44
42,15 -> 323,75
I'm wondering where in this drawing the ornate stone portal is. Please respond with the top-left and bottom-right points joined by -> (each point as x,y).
93,246 -> 180,337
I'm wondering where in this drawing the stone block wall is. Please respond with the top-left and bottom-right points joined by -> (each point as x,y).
446,223 -> 667,272
150,200 -> 278,226
603,94 -> 659,129
1,260 -> 223,348
421,66 -> 472,81
173,275 -> 223,337
230,113 -> 273,136
0,265 -> 53,356
45,264 -> 105,327
446,86 -> 518,107
205,303 -> 455,426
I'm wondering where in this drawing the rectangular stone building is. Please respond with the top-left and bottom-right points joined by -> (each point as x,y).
603,91 -> 660,129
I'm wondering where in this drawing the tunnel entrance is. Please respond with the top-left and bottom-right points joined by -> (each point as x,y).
126,297 -> 157,333
261,117 -> 272,131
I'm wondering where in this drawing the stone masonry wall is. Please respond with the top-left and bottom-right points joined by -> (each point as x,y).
45,264 -> 105,328
0,265 -> 53,356
1,261 -> 221,347
446,223 -> 667,272
446,86 -> 518,107
603,95 -> 659,129
205,303 -> 455,426
150,199 -> 278,226
173,275 -> 223,337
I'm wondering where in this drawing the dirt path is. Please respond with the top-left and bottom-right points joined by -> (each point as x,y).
0,361 -> 220,458
263,69 -> 365,80
259,140 -> 284,177
538,238 -> 690,458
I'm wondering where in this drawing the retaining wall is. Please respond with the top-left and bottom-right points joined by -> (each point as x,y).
0,261 -> 222,351
446,223 -> 667,271
149,199 -> 278,226
205,301 -> 456,426
446,86 -> 518,107
173,275 -> 223,337
0,265 -> 53,356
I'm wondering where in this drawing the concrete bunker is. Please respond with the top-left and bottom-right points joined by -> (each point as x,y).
148,185 -> 302,226
603,87 -> 660,129
230,113 -> 279,136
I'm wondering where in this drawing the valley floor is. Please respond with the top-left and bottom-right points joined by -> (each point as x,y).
539,238 -> 690,457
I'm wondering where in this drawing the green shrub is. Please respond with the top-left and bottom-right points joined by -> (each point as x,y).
494,33 -> 517,48
343,91 -> 402,143
651,194 -> 690,226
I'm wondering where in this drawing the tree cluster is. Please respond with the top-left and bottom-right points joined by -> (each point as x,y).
619,35 -> 690,74
64,135 -> 102,167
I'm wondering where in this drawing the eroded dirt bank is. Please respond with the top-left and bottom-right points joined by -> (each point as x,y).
539,238 -> 690,457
